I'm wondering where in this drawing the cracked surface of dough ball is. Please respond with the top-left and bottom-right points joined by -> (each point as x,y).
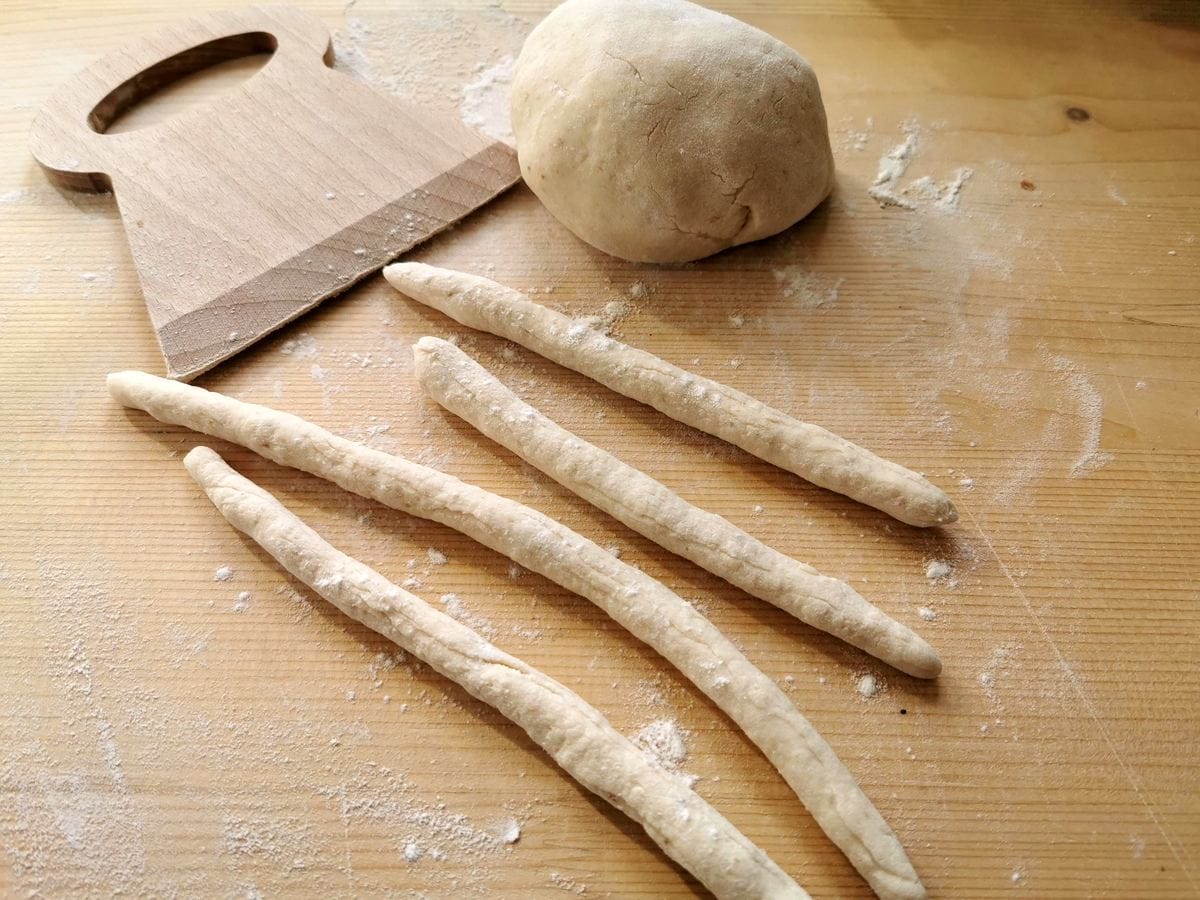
511,0 -> 835,264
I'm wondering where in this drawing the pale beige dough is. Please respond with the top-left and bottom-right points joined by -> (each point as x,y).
110,371 -> 927,900
383,262 -> 957,528
510,0 -> 835,263
183,446 -> 807,899
413,335 -> 940,679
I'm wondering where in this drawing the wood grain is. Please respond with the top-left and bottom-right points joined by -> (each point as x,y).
28,5 -> 520,381
1,1 -> 1198,898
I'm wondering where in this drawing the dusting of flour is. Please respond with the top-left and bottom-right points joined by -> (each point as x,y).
333,10 -> 531,133
632,719 -> 689,771
460,56 -> 517,145
773,265 -> 845,309
867,121 -> 973,212
868,124 -> 921,208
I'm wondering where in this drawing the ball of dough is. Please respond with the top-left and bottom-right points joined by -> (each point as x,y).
510,0 -> 835,264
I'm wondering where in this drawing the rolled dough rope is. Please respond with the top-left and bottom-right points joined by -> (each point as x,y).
412,336 -> 940,679
108,371 -> 927,900
382,262 -> 956,528
182,446 -> 807,899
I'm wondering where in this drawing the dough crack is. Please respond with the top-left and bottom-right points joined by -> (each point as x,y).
602,49 -> 646,85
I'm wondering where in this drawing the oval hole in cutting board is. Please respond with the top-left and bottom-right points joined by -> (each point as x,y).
97,32 -> 276,135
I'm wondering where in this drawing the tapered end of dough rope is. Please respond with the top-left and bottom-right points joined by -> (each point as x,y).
183,445 -> 223,479
411,335 -> 439,376
383,261 -> 448,300
903,636 -> 942,680
817,576 -> 942,678
385,262 -> 527,316
834,572 -> 943,678
183,446 -> 244,499
107,369 -> 153,407
920,488 -> 958,527
878,473 -> 957,528
183,447 -> 303,540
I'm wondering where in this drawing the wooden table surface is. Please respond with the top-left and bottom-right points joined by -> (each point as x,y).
3,1 -> 1198,897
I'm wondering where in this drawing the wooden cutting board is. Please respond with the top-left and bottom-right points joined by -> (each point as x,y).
28,4 -> 520,380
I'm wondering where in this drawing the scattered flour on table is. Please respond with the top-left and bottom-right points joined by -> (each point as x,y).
868,121 -> 973,212
968,246 -> 1014,281
222,815 -> 313,863
586,298 -> 635,334
439,594 -> 497,640
918,606 -> 937,622
333,10 -> 531,126
78,266 -> 115,299
1047,354 -> 1114,478
855,673 -> 882,699
5,549 -> 529,895
920,329 -> 1114,505
308,364 -> 344,413
550,871 -> 589,894
162,621 -> 214,666
1129,834 -> 1146,859
510,622 -> 543,642
459,55 -> 516,145
925,560 -> 953,581
832,114 -> 874,153
628,676 -> 669,712
426,548 -> 448,566
2,557 -> 153,895
632,719 -> 689,771
214,565 -> 235,582
905,168 -> 974,211
491,817 -> 521,844
317,764 -> 517,884
979,646 -> 1020,702
340,418 -> 395,451
937,167 -> 974,210
773,265 -> 845,309
869,123 -> 921,208
274,582 -> 313,623
233,591 -> 252,612
366,650 -> 405,691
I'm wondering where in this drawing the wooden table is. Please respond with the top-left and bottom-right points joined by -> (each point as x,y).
3,2 -> 1197,897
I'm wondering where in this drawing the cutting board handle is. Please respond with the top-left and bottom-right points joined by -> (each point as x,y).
30,5 -> 331,191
